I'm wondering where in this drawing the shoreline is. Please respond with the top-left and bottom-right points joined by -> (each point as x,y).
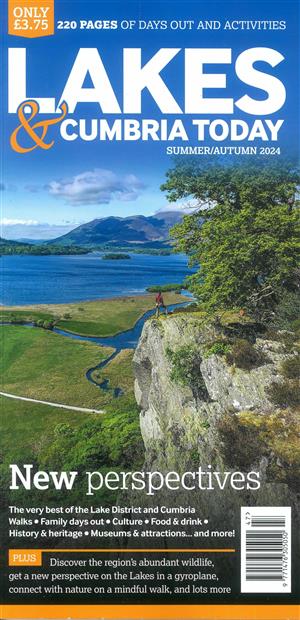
0,290 -> 191,311
0,291 -> 156,311
0,293 -> 191,339
1,300 -> 191,342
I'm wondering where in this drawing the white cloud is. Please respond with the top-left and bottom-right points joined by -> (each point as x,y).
1,218 -> 40,226
1,220 -> 82,241
47,169 -> 146,206
155,199 -> 199,214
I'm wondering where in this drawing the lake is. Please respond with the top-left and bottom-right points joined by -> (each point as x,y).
1,253 -> 195,305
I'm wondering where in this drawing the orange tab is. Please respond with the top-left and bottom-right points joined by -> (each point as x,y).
8,0 -> 54,38
2,604 -> 300,620
9,549 -> 42,566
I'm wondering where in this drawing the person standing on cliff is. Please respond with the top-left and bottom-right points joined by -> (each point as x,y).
155,291 -> 168,317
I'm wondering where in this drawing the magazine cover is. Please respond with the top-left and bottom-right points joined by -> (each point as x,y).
1,0 -> 299,618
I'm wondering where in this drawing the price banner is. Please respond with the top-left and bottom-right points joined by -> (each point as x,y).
8,0 -> 54,37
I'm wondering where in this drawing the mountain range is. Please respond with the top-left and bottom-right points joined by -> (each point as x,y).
46,211 -> 183,247
0,237 -> 28,246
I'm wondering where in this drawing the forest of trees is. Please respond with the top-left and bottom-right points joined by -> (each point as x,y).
0,240 -> 89,255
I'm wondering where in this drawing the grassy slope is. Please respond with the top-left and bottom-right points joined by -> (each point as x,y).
1,295 -> 169,509
0,326 -> 140,498
0,397 -> 88,464
90,348 -> 135,395
0,389 -> 143,508
0,326 -> 136,411
0,395 -> 90,503
1,292 -> 181,336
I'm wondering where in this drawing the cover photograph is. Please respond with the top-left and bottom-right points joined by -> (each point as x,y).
0,0 -> 299,618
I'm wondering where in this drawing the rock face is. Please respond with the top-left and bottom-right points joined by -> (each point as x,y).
133,312 -> 298,521
134,315 -> 284,466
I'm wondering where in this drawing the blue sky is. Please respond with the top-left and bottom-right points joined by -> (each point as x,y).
1,0 -> 299,239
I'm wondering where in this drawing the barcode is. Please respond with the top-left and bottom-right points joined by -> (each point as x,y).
251,516 -> 286,527
241,507 -> 291,593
